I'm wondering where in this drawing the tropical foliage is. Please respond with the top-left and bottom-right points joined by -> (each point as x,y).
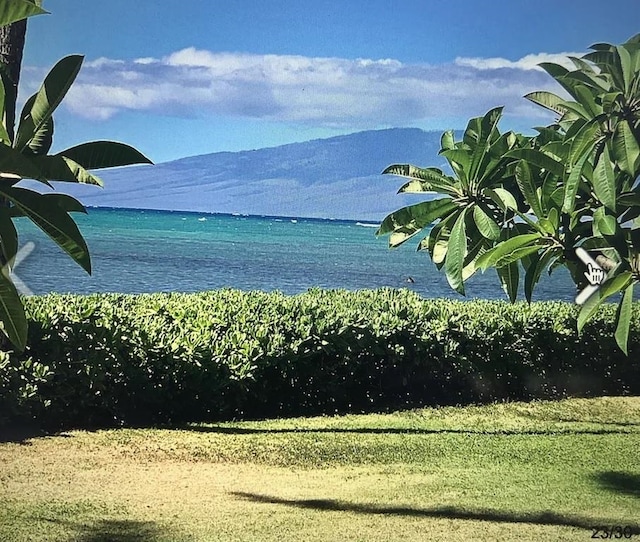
0,0 -> 152,350
379,33 -> 640,353
1,289 -> 639,428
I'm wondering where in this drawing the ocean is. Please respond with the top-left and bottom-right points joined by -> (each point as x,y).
14,207 -> 577,301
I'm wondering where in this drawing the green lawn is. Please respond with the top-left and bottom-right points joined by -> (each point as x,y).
1,397 -> 639,541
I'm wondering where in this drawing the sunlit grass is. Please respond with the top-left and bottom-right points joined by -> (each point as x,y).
1,397 -> 639,541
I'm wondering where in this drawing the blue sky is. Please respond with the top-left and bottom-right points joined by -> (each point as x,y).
20,0 -> 640,163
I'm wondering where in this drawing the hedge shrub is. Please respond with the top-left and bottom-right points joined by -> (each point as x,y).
1,288 -> 639,429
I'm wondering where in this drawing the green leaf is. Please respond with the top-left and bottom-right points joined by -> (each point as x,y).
462,237 -> 491,282
377,198 -> 457,247
614,283 -> 634,354
591,50 -> 624,89
28,116 -> 54,156
549,187 -> 565,210
463,115 -> 482,147
612,120 -> 640,176
425,218 -> 451,265
444,210 -> 467,295
440,130 -> 455,151
593,146 -> 616,211
17,94 -> 54,156
482,187 -> 518,212
0,142 -> 44,181
45,192 -> 87,214
476,233 -> 542,271
0,0 -> 47,26
538,62 -> 570,80
593,206 -> 617,236
384,164 -> 458,196
601,91 -> 624,112
524,248 -> 557,303
598,271 -> 633,301
537,216 -> 555,236
515,160 -> 543,217
541,140 -> 569,162
554,98 -> 590,120
469,107 -> 503,183
619,192 -> 640,207
0,206 -> 18,264
472,204 -> 500,240
547,207 -> 559,231
0,269 -> 27,351
397,179 -> 436,194
539,63 -> 593,100
497,261 -> 519,303
525,91 -> 570,116
432,240 -> 447,267
567,56 -> 600,77
0,186 -> 91,273
463,234 -> 489,266
577,286 -> 605,334
625,33 -> 640,46
569,119 -> 602,167
14,55 -> 84,152
589,42 -> 614,52
563,151 -> 590,213
58,141 -> 153,170
32,155 -> 104,186
616,45 -> 634,93
504,149 -> 565,177
0,79 -> 11,145
534,126 -> 563,146
440,147 -> 472,186
493,245 -> 542,268
573,85 -> 602,117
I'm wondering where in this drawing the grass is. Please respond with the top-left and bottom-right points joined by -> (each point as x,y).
1,396 -> 639,541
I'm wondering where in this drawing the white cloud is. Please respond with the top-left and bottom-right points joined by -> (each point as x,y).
455,52 -> 585,71
83,57 -> 126,69
49,48 -> 575,126
133,57 -> 156,65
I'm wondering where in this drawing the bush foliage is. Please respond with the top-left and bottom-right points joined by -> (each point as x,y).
1,288 -> 639,428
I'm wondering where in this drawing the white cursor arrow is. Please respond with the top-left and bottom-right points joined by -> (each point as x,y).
575,247 -> 605,305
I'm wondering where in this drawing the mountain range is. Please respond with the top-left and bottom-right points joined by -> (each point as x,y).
57,128 -> 448,221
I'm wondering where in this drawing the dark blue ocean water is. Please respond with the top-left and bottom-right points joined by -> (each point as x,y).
14,207 -> 577,301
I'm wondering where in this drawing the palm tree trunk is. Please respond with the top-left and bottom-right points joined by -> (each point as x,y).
0,19 -> 27,142
0,21 -> 28,352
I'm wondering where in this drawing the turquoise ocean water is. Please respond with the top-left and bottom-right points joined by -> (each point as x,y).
15,207 -> 577,301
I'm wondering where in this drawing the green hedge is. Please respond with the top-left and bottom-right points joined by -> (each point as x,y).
1,289 -> 639,429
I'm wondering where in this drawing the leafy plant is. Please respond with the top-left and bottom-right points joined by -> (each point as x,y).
0,0 -> 152,350
1,290 -> 638,428
380,33 -> 640,353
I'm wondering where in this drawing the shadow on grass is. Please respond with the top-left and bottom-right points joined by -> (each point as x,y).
182,424 -> 636,436
557,419 -> 640,427
0,424 -> 72,444
594,471 -> 640,498
75,519 -> 167,542
231,492 -> 640,534
41,518 -> 171,542
520,412 -> 640,427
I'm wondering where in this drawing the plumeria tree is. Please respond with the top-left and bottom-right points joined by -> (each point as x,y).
379,33 -> 640,353
0,0 -> 152,350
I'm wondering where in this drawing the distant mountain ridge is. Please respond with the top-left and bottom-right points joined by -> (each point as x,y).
58,128 -> 448,221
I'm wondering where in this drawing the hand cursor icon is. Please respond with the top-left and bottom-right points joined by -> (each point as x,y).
584,262 -> 605,286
